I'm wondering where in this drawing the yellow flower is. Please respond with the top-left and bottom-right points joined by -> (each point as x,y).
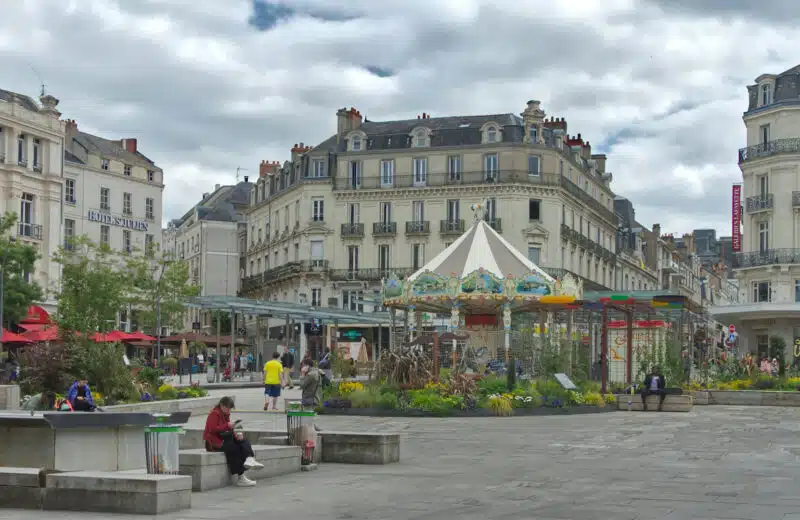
338,381 -> 364,395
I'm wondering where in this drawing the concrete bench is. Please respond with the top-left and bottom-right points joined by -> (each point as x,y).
0,467 -> 45,509
319,432 -> 401,464
180,428 -> 288,450
44,470 -> 192,515
179,444 -> 301,491
616,394 -> 694,412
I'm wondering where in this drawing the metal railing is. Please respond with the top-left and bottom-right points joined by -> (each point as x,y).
239,259 -> 331,293
372,222 -> 397,235
329,267 -> 414,282
331,170 -> 617,223
341,223 -> 365,237
560,223 -> 615,262
745,194 -> 773,213
739,138 -> 800,163
18,222 -> 42,240
486,218 -> 502,233
440,219 -> 465,234
405,221 -> 430,234
732,248 -> 800,268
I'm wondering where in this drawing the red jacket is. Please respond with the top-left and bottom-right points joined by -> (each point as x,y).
202,406 -> 231,450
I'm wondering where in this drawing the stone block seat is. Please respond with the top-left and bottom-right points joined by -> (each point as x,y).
44,470 -> 192,515
179,445 -> 301,491
616,392 -> 694,412
319,432 -> 401,464
0,467 -> 45,510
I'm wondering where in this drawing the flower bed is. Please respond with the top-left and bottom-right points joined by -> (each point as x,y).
319,375 -> 617,417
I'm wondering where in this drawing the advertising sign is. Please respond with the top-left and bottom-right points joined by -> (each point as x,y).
732,185 -> 741,252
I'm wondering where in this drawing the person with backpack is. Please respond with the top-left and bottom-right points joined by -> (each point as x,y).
280,349 -> 295,389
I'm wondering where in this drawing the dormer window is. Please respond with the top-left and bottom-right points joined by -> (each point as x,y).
761,84 -> 772,106
415,131 -> 426,147
352,136 -> 362,151
529,126 -> 537,142
487,127 -> 497,143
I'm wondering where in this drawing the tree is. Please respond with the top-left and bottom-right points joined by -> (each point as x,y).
126,252 -> 200,333
53,236 -> 129,333
0,212 -> 43,327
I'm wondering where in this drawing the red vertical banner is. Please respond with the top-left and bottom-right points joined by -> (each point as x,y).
732,184 -> 741,252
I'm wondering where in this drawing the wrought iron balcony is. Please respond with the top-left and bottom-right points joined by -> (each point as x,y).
239,260 -> 330,294
739,138 -> 800,163
0,153 -> 5,163
486,218 -> 502,233
559,224 -> 615,262
405,221 -> 430,235
732,248 -> 800,269
440,219 -> 465,234
18,222 -> 42,240
745,194 -> 773,213
340,223 -> 364,237
372,222 -> 397,236
329,267 -> 415,282
793,191 -> 800,208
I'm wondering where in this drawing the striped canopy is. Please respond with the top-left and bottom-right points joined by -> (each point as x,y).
408,220 -> 554,282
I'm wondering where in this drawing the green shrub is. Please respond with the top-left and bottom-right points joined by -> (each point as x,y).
477,375 -> 506,396
753,373 -> 775,390
66,340 -> 137,403
408,389 -> 461,415
376,391 -> 399,410
510,386 -> 540,408
583,391 -> 604,407
349,389 -> 379,408
567,390 -> 585,406
578,380 -> 601,393
535,378 -> 569,402
17,342 -> 73,396
136,367 -> 164,391
483,394 -> 513,416
157,384 -> 179,400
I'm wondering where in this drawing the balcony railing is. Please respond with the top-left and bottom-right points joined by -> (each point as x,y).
18,222 -> 42,240
560,223 -> 615,262
732,248 -> 800,269
372,222 -> 397,236
340,223 -> 364,237
440,219 -> 465,234
332,170 -> 617,224
739,138 -> 800,163
745,194 -> 773,213
239,259 -> 330,294
329,267 -> 415,282
405,221 -> 430,235
0,153 -> 5,163
793,192 -> 800,207
486,218 -> 502,233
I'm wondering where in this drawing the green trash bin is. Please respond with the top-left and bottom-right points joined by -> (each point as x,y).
286,408 -> 317,465
145,414 -> 183,475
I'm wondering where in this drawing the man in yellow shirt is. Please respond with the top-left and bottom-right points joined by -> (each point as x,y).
263,352 -> 283,411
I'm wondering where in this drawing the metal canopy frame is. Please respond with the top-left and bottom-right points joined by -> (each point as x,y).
185,296 -> 390,325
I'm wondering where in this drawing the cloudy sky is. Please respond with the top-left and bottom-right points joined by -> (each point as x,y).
1,0 -> 797,236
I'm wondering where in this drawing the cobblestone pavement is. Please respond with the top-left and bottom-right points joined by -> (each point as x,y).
5,391 -> 800,519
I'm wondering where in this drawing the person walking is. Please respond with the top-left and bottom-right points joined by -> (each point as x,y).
280,349 -> 295,390
263,352 -> 283,411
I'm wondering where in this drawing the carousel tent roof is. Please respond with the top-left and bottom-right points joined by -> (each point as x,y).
408,219 -> 555,282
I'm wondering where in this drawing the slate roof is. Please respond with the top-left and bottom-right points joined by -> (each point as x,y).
311,112 -> 537,153
71,131 -> 157,168
0,88 -> 40,112
748,63 -> 800,112
171,182 -> 253,228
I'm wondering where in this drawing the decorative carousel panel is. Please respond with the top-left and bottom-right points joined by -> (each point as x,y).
515,272 -> 553,297
460,269 -> 504,296
382,273 -> 405,300
553,272 -> 583,300
411,270 -> 450,297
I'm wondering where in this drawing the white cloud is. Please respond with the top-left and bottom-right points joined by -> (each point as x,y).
2,0 -> 800,235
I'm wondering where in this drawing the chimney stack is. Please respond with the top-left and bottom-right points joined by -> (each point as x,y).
121,138 -> 138,154
244,175 -> 249,183
291,142 -> 313,163
336,106 -> 363,134
64,119 -> 78,145
259,160 -> 281,177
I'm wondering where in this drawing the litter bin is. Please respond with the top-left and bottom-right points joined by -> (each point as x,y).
286,403 -> 317,465
144,414 -> 183,475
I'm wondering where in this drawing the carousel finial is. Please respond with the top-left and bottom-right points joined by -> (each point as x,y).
470,199 -> 488,223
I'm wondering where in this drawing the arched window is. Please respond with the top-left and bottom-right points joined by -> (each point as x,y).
415,131 -> 426,147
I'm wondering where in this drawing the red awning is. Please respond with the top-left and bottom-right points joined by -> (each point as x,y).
22,326 -> 62,342
18,323 -> 50,332
124,331 -> 157,342
90,331 -> 133,343
20,305 -> 52,325
2,328 -> 33,344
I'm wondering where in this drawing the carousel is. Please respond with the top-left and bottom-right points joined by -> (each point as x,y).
382,201 -> 583,367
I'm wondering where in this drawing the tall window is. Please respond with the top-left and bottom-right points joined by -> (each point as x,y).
123,230 -> 131,252
758,221 -> 769,253
761,84 -> 771,106
310,240 -> 324,265
101,159 -> 109,170
312,198 -> 324,221
123,192 -> 132,215
528,155 -> 540,176
485,198 -> 497,221
486,126 -> 497,143
378,244 -> 390,271
100,225 -> 110,247
412,200 -> 425,222
347,203 -> 360,224
379,202 -> 392,223
311,288 -> 322,307
17,134 -> 25,165
380,159 -> 394,187
761,124 -> 770,145
65,178 -> 76,204
758,175 -> 769,197
559,160 -> 564,175
32,138 -> 40,168
414,131 -> 426,147
529,199 -> 541,221
347,245 -> 359,273
312,160 -> 326,178
342,290 -> 363,312
412,243 -> 425,270
100,187 -> 110,210
527,246 -> 541,265
123,164 -> 132,176
484,153 -> 498,180
795,280 -> 800,303
447,156 -> 461,181
64,219 -> 75,250
529,126 -> 537,142
19,194 -> 33,235
752,281 -> 771,303
349,161 -> 361,188
145,197 -> 154,220
351,136 -> 361,151
446,199 -> 459,222
413,157 -> 427,186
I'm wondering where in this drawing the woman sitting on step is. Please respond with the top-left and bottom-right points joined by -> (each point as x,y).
203,396 -> 264,487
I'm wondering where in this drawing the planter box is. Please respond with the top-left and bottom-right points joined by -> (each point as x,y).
104,396 -> 217,414
706,390 -> 800,406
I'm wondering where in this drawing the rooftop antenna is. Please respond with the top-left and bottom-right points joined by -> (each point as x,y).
235,167 -> 248,182
28,64 -> 45,97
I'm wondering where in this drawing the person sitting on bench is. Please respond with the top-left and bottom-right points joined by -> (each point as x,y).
641,366 -> 666,411
67,379 -> 96,411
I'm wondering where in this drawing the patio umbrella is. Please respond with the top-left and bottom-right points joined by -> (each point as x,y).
1,328 -> 33,344
22,326 -> 62,342
125,331 -> 157,342
179,339 -> 189,359
91,331 -> 131,343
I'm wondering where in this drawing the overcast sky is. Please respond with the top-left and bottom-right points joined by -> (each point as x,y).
2,0 -> 798,236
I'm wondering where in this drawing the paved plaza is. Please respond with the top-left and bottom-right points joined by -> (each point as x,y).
5,389 -> 800,520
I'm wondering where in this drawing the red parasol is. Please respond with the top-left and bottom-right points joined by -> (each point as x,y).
90,331 -> 133,343
124,331 -> 157,342
1,328 -> 33,344
22,326 -> 62,342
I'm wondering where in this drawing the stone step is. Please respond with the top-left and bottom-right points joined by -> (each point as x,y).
0,467 -> 44,510
179,444 -> 301,491
615,394 -> 694,412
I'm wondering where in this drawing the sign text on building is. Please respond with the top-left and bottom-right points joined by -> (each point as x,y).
87,210 -> 149,232
732,184 -> 741,252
